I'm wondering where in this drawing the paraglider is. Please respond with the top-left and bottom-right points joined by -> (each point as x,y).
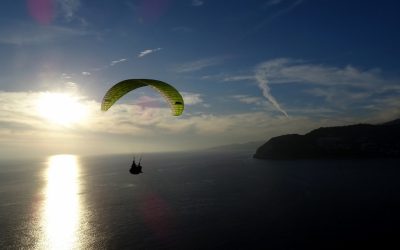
101,79 -> 183,176
101,79 -> 184,116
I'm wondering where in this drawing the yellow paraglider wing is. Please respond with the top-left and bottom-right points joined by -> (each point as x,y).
101,79 -> 184,116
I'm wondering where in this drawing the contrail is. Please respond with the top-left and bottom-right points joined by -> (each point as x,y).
255,63 -> 289,117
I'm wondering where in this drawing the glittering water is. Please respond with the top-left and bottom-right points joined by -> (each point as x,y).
1,152 -> 400,249
38,155 -> 82,250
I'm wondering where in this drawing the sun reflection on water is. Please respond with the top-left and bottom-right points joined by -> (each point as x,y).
39,155 -> 81,250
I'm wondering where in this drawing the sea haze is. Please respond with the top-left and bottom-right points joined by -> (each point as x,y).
0,152 -> 399,249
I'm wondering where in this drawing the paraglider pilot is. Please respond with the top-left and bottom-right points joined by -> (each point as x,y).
129,156 -> 143,175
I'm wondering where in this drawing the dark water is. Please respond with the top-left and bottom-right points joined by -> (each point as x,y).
0,152 -> 399,249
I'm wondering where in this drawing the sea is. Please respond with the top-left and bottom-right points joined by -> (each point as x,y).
0,151 -> 399,249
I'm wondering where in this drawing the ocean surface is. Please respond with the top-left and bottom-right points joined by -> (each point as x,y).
1,151 -> 399,249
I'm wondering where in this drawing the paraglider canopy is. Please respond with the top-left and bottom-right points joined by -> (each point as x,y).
101,79 -> 184,116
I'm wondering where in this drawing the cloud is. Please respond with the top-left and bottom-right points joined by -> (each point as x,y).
110,58 -> 128,66
232,95 -> 264,105
364,96 -> 400,123
181,92 -> 203,105
239,57 -> 399,117
64,81 -> 79,91
86,58 -> 129,73
256,58 -> 395,88
138,48 -> 162,58
176,57 -> 226,73
305,87 -> 371,108
1,88 -> 399,158
0,92 -> 42,128
156,112 -> 352,142
61,73 -> 72,79
132,92 -> 204,107
253,57 -> 400,114
192,0 -> 204,6
0,22 -> 87,45
255,62 -> 289,117
223,75 -> 255,82
0,91 -> 259,140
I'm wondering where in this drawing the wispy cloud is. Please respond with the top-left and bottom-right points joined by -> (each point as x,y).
305,87 -> 372,109
61,73 -> 72,79
176,57 -> 226,73
83,58 -> 128,75
255,62 -> 289,117
192,0 -> 204,7
138,48 -> 162,58
232,95 -> 264,105
110,58 -> 128,66
223,75 -> 255,82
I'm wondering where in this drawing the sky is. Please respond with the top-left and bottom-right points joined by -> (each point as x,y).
0,0 -> 399,158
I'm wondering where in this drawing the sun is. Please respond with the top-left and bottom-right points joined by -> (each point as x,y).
36,92 -> 88,126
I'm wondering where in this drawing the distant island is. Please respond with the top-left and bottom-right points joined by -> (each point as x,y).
254,119 -> 400,160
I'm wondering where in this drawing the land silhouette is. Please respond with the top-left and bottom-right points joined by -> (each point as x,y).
254,119 -> 400,160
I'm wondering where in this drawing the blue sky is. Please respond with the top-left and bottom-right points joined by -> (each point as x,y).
0,0 -> 399,158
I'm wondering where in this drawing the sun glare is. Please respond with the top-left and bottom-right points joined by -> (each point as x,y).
36,92 -> 88,126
